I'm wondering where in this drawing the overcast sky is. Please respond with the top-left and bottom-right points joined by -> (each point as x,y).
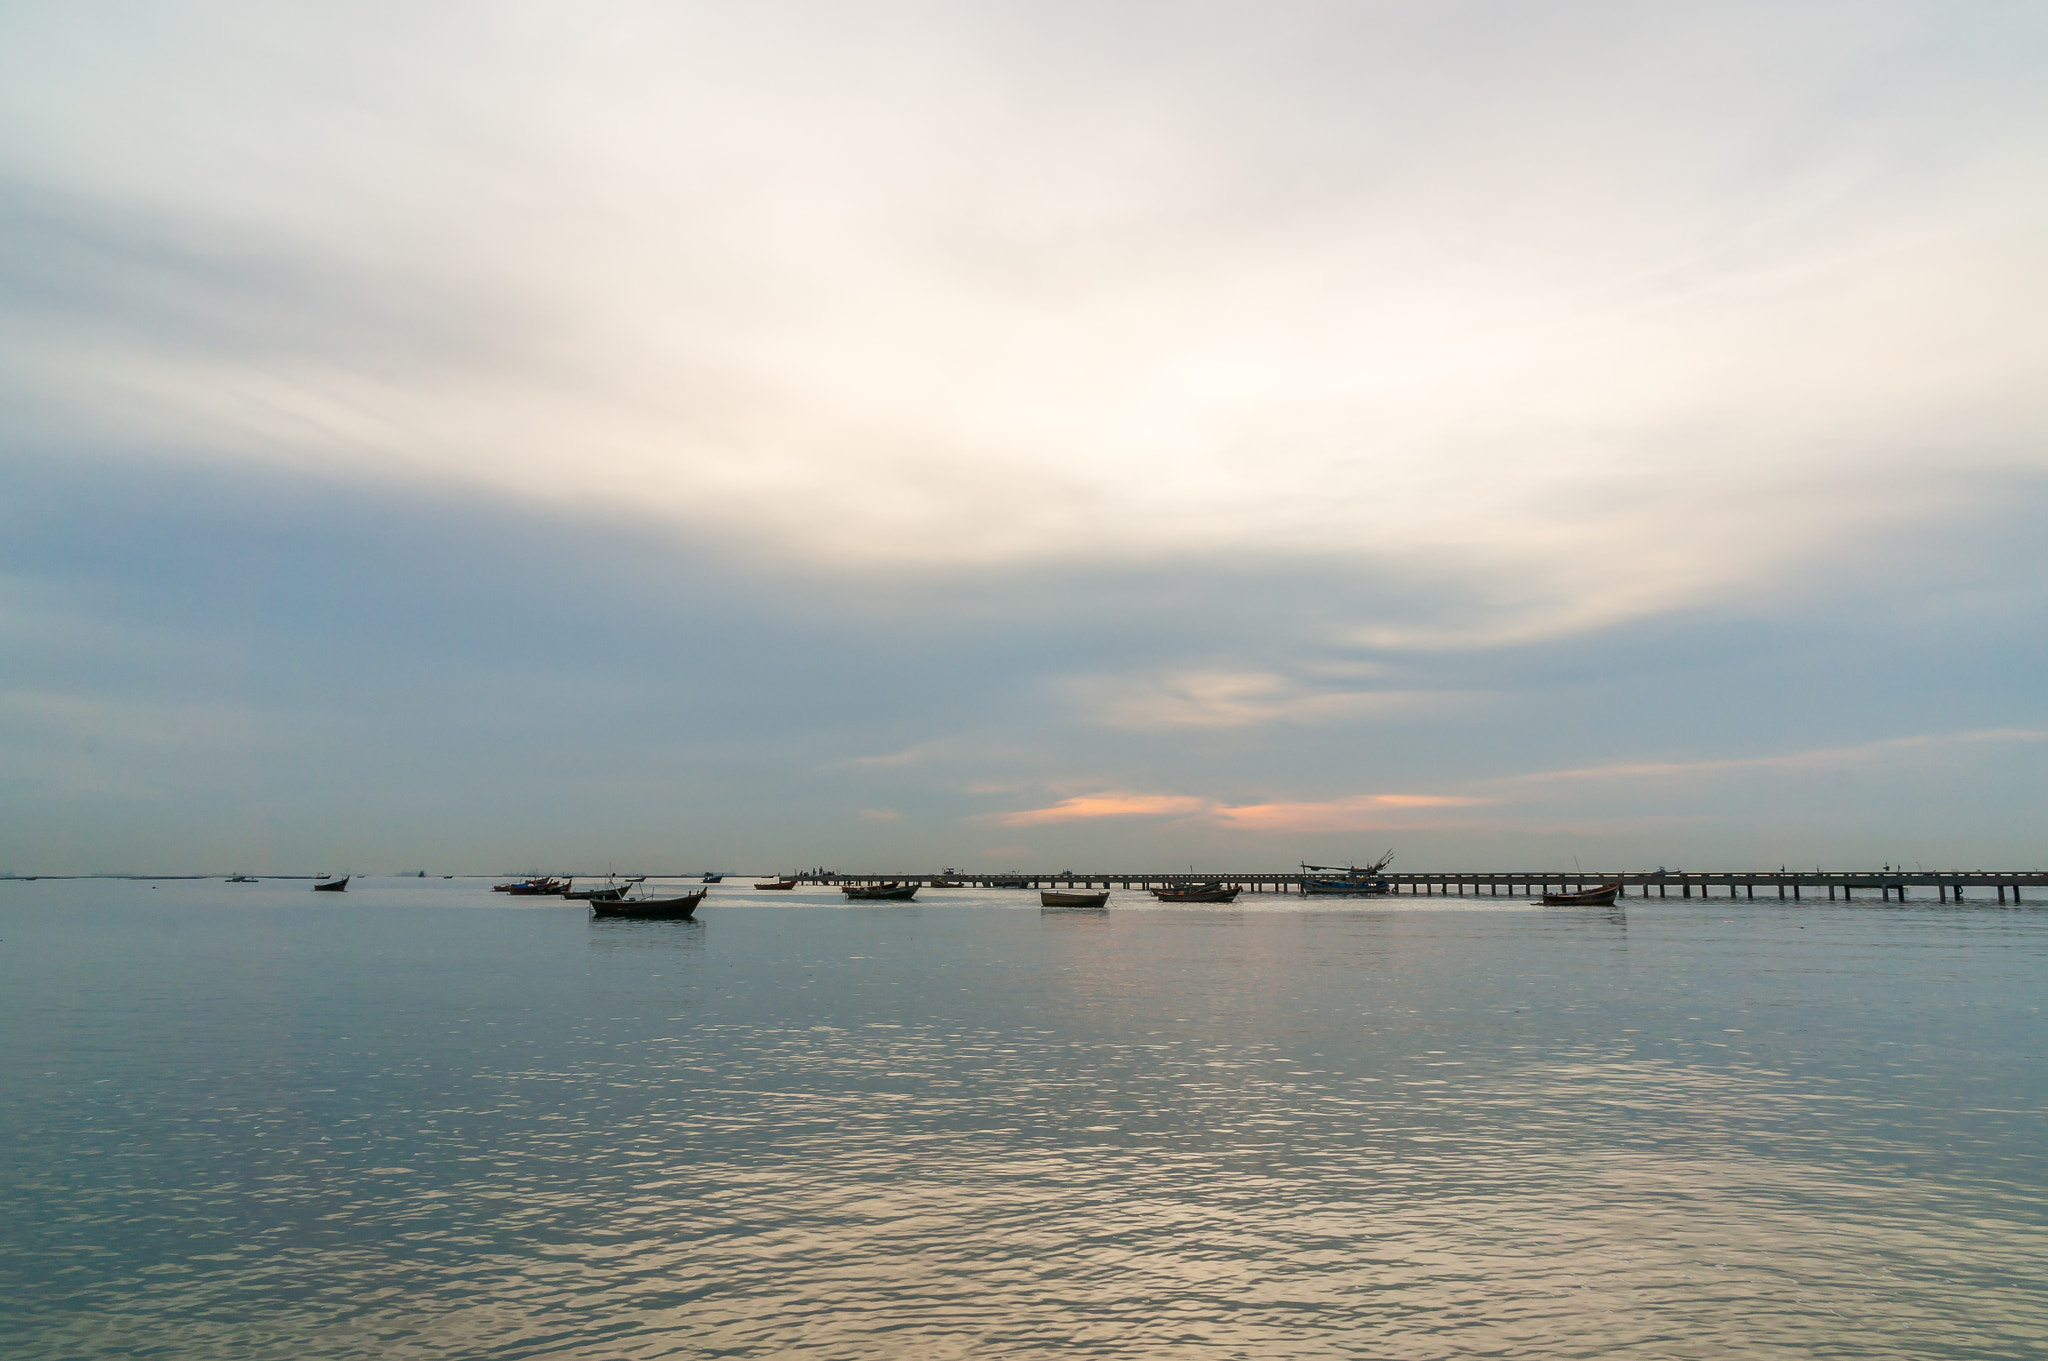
4,1 -> 2045,874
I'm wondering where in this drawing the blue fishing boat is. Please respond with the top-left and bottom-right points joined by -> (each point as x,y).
1300,853 -> 1394,896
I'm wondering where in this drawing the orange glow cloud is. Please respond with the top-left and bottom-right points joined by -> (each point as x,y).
1213,795 -> 1487,832
988,793 -> 1212,826
985,791 -> 1485,830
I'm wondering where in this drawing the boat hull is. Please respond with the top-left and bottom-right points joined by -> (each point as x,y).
313,877 -> 348,892
1041,890 -> 1109,908
1300,879 -> 1392,895
843,884 -> 919,901
754,880 -> 797,890
591,891 -> 705,920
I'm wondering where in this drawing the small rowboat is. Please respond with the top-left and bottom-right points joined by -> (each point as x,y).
592,889 -> 706,920
564,881 -> 630,902
1041,889 -> 1108,908
1153,882 -> 1239,903
1542,882 -> 1622,907
754,878 -> 798,890
844,882 -> 919,901
313,876 -> 349,892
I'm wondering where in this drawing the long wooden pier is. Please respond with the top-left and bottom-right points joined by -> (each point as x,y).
797,869 -> 2045,904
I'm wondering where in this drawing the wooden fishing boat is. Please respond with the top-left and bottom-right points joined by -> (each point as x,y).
754,878 -> 798,890
313,876 -> 349,892
1041,889 -> 1109,908
843,882 -> 919,901
1542,882 -> 1622,907
563,880 -> 630,902
1153,881 -> 1239,903
591,888 -> 706,920
701,873 -> 723,883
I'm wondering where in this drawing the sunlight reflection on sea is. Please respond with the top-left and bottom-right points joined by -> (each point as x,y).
3,878 -> 2044,1358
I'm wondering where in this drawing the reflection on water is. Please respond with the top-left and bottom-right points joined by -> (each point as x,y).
3,879 -> 2046,1358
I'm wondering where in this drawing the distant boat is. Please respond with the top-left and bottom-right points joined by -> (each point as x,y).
1300,854 -> 1394,896
591,888 -> 705,920
701,873 -> 724,883
1542,882 -> 1622,907
226,874 -> 258,883
754,878 -> 798,890
563,880 -> 630,902
1153,881 -> 1238,903
843,882 -> 918,901
1041,889 -> 1108,908
313,876 -> 349,893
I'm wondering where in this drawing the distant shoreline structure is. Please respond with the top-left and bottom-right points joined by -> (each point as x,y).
4,868 -> 2041,904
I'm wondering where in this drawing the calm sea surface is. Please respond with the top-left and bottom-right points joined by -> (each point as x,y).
4,878 -> 2045,1358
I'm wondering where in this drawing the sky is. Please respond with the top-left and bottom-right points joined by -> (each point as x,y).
3,1 -> 2046,875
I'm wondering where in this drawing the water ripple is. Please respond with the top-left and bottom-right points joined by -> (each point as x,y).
3,881 -> 2046,1357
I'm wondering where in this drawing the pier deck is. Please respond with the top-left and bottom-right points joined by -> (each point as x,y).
798,869 -> 2045,903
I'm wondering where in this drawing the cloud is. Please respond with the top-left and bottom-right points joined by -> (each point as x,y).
1211,796 -> 1487,834
988,793 -> 1212,827
1493,729 -> 2048,787
985,790 -> 1485,831
1075,670 -> 1451,729
1,0 -> 2041,645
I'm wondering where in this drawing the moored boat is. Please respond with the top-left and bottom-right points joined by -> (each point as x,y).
1153,881 -> 1239,903
1040,889 -> 1109,908
754,877 -> 798,890
226,874 -> 258,883
313,876 -> 349,892
495,876 -> 570,896
563,880 -> 630,902
843,882 -> 919,901
1541,882 -> 1622,907
1299,854 -> 1394,895
701,873 -> 724,883
591,888 -> 706,920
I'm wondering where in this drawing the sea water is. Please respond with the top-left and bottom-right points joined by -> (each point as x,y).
3,877 -> 2045,1358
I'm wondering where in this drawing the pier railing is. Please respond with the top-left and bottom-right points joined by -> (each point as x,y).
794,869 -> 2045,904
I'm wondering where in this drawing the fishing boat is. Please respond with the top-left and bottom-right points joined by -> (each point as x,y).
1299,854 -> 1394,895
701,873 -> 724,883
754,877 -> 798,890
1040,889 -> 1109,908
1153,881 -> 1239,903
843,882 -> 919,901
494,876 -> 570,896
313,876 -> 349,892
226,874 -> 258,883
563,880 -> 630,902
591,887 -> 706,920
1541,882 -> 1622,907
